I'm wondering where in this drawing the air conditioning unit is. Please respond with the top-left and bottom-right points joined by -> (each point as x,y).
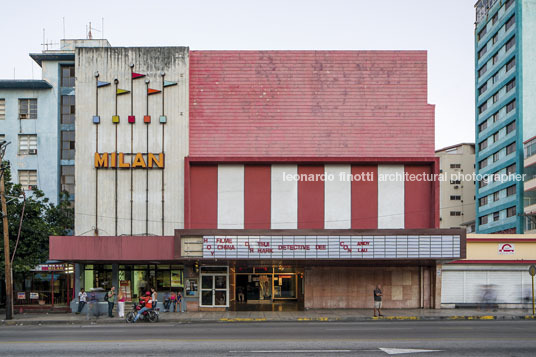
28,149 -> 37,155
19,114 -> 28,119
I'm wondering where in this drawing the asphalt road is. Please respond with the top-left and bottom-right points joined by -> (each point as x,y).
0,320 -> 535,356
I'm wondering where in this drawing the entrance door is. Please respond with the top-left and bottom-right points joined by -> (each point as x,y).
200,267 -> 228,307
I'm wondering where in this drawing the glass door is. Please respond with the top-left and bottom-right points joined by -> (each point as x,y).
200,266 -> 228,307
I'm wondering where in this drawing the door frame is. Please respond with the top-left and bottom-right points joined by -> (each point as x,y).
199,266 -> 229,308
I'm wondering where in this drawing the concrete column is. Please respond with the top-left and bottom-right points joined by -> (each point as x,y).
433,264 -> 443,309
112,264 -> 119,296
74,263 -> 82,293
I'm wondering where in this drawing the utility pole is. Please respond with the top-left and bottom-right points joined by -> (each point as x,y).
0,140 -> 12,320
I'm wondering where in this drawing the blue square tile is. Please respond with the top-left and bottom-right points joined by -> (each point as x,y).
93,115 -> 100,124
159,115 -> 167,123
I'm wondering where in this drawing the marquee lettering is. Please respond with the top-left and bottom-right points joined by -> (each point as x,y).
94,152 -> 165,169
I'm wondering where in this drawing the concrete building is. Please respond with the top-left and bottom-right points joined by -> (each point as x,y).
50,48 -> 465,311
442,233 -> 536,308
0,39 -> 109,206
474,0 -> 536,233
435,143 -> 476,230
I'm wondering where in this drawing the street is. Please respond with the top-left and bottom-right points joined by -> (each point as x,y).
0,320 -> 535,356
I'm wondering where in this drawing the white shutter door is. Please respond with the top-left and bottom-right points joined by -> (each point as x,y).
489,271 -> 522,303
464,271 -> 487,303
441,271 -> 464,304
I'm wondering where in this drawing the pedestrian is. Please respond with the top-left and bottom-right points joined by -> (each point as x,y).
151,287 -> 158,310
106,286 -> 116,318
178,290 -> 185,312
117,290 -> 126,318
76,288 -> 87,314
237,286 -> 245,303
373,284 -> 384,317
163,293 -> 171,312
87,291 -> 98,320
170,291 -> 177,312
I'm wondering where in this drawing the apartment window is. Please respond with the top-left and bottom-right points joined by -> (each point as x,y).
61,165 -> 75,196
0,98 -> 5,120
492,53 -> 499,65
478,45 -> 487,59
450,211 -> 462,217
478,64 -> 488,78
493,93 -> 499,103
61,95 -> 75,124
494,191 -> 500,201
478,26 -> 487,40
492,33 -> 498,45
479,82 -> 488,95
506,121 -> 516,134
450,195 -> 461,201
480,140 -> 488,151
480,215 -> 489,225
450,164 -> 461,169
479,102 -> 488,114
493,152 -> 500,162
493,212 -> 500,221
492,12 -> 499,25
507,185 -> 516,196
506,57 -> 516,72
493,112 -> 499,122
506,36 -> 516,52
18,99 -> 37,119
493,132 -> 499,142
506,15 -> 515,31
506,163 -> 516,175
506,0 -> 514,10
506,99 -> 516,113
481,178 -> 489,188
480,196 -> 488,206
506,142 -> 516,155
507,206 -> 517,218
492,72 -> 499,84
18,134 -> 37,155
506,78 -> 516,92
61,131 -> 75,160
480,158 -> 488,169
61,66 -> 75,87
18,170 -> 37,190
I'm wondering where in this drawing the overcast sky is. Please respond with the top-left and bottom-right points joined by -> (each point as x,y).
0,0 -> 475,149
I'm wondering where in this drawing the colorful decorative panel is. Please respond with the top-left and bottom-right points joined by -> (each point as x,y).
144,115 -> 151,123
117,88 -> 130,95
128,115 -> 135,124
163,80 -> 177,87
132,72 -> 145,79
97,81 -> 111,87
147,88 -> 161,95
93,115 -> 100,124
159,115 -> 167,124
112,115 -> 120,124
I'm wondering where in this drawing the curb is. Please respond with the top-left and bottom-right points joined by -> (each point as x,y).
2,315 -> 536,326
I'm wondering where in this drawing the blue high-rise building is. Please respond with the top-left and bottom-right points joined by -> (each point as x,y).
474,0 -> 536,233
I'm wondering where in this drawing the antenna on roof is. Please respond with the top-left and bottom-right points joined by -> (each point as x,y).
62,17 -> 66,39
41,28 -> 59,51
87,21 -> 101,40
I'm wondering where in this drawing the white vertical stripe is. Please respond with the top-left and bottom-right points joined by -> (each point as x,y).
378,165 -> 405,229
218,164 -> 244,229
271,164 -> 298,229
324,164 -> 351,229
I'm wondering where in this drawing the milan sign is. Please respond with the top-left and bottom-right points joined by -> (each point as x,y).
202,235 -> 461,260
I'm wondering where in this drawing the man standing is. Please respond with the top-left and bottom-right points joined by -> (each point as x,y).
107,286 -> 116,318
76,288 -> 87,314
373,284 -> 384,317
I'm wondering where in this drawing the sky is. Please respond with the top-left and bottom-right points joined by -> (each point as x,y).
0,0 -> 476,149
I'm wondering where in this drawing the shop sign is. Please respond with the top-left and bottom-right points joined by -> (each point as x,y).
94,152 -> 165,169
30,292 -> 39,299
498,243 -> 515,255
202,235 -> 461,260
33,264 -> 65,272
17,292 -> 26,300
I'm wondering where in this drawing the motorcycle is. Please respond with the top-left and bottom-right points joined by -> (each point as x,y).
126,300 -> 158,323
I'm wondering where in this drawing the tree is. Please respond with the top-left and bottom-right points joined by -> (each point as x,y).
0,161 -> 74,276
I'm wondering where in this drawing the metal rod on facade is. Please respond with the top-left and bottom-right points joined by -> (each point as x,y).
145,79 -> 149,235
161,72 -> 165,236
95,75 -> 99,235
114,79 -> 119,236
130,65 -> 134,235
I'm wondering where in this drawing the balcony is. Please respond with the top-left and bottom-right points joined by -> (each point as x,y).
524,137 -> 536,168
524,177 -> 536,192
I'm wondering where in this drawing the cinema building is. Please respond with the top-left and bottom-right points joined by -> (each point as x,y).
49,46 -> 465,311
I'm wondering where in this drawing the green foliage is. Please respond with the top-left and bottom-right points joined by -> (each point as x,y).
0,161 -> 74,275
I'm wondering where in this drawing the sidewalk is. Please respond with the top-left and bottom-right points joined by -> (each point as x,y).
2,308 -> 536,325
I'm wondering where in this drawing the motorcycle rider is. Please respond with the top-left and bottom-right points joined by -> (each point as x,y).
133,291 -> 153,322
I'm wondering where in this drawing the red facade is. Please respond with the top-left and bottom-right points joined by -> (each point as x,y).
190,50 -> 435,158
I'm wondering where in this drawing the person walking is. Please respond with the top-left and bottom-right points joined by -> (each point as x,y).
76,288 -> 87,314
177,290 -> 185,312
106,286 -> 116,318
117,290 -> 126,318
170,291 -> 177,312
373,284 -> 384,317
151,288 -> 158,310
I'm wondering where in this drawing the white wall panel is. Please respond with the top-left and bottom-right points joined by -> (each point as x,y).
218,165 -> 244,229
324,164 -> 351,229
377,165 -> 405,229
271,165 -> 298,229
